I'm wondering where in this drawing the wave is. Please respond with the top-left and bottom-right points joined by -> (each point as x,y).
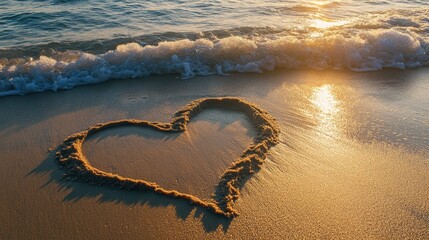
1,9 -> 429,96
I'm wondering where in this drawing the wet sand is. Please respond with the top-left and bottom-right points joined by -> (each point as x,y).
0,69 -> 428,239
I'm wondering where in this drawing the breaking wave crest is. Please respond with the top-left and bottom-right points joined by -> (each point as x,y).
1,9 -> 429,96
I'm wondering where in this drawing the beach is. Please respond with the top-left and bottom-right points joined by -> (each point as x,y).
1,69 -> 428,239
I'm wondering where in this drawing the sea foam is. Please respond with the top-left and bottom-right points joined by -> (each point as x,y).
1,9 -> 429,96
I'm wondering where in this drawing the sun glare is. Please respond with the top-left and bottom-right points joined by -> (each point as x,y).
310,85 -> 340,137
311,19 -> 348,29
311,0 -> 334,6
312,85 -> 338,114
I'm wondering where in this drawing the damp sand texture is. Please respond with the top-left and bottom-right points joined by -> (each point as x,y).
1,70 -> 428,239
56,97 -> 280,218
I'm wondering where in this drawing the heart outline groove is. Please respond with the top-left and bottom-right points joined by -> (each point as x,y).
56,97 -> 280,218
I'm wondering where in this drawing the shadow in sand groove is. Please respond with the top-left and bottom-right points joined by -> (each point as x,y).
27,97 -> 280,232
28,149 -> 232,233
54,98 -> 280,218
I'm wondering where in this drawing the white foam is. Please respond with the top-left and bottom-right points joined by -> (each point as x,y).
1,10 -> 429,96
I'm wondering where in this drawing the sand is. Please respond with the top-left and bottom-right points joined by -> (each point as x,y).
56,97 -> 280,218
0,69 -> 428,239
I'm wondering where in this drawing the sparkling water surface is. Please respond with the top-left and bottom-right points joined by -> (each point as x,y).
1,1 -> 429,96
1,0 -> 428,49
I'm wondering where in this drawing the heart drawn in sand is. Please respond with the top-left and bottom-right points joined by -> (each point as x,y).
56,97 -> 280,218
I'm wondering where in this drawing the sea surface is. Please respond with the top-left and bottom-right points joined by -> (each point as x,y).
1,0 -> 429,96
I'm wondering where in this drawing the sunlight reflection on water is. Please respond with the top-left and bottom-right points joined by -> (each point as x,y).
310,84 -> 340,138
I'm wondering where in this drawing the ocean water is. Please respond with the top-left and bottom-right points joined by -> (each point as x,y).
1,0 -> 429,96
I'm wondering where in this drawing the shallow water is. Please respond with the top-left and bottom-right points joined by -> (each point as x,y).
1,1 -> 429,96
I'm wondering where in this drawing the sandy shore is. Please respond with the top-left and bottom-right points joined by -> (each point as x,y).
1,69 -> 428,239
